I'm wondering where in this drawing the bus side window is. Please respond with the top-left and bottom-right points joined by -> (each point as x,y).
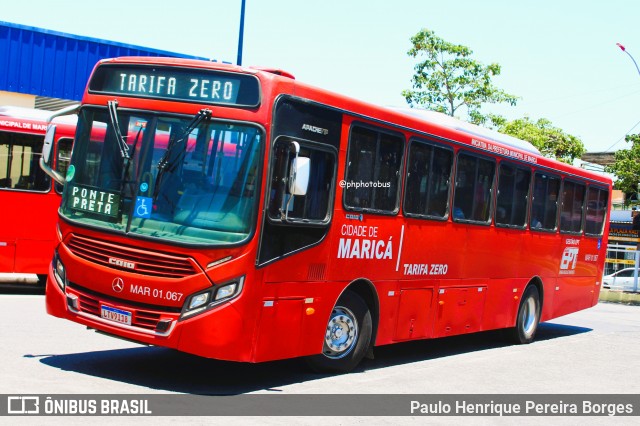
0,130 -> 51,192
267,138 -> 335,223
344,125 -> 404,213
559,180 -> 585,234
496,162 -> 531,228
404,139 -> 453,219
453,152 -> 495,223
585,186 -> 608,236
345,127 -> 375,209
530,172 -> 560,231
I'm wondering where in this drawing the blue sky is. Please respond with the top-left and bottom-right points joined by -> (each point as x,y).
3,0 -> 640,153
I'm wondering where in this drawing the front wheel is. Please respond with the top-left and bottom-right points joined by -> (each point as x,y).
509,285 -> 541,344
305,290 -> 372,374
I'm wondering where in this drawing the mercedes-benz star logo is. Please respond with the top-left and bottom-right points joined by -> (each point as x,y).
112,277 -> 124,293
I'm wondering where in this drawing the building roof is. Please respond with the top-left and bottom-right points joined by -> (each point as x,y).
610,210 -> 633,223
580,152 -> 616,166
0,21 -> 211,102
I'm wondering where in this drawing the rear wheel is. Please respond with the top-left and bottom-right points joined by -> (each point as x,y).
509,285 -> 541,344
305,290 -> 372,374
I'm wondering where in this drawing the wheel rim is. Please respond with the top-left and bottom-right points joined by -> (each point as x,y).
323,306 -> 358,359
521,295 -> 538,339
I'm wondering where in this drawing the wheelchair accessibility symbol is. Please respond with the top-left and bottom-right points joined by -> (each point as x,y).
135,196 -> 153,218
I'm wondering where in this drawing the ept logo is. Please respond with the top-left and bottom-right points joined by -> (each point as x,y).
560,247 -> 579,271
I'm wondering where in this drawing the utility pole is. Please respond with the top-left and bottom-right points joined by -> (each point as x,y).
237,0 -> 246,66
616,43 -> 640,292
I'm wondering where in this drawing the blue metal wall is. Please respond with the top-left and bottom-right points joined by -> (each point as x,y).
0,21 -> 210,101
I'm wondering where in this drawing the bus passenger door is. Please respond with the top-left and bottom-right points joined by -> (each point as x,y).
257,98 -> 342,270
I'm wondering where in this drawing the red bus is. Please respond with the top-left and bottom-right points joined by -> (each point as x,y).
0,106 -> 75,285
41,57 -> 611,373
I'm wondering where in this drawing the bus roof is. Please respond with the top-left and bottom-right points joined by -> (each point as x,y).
86,57 -> 609,185
0,105 -> 78,125
391,108 -> 541,155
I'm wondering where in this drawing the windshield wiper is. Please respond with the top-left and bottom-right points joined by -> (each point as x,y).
107,100 -> 130,160
107,99 -> 144,198
153,109 -> 212,198
119,125 -> 144,197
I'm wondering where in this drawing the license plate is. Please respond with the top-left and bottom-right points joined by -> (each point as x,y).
101,305 -> 132,326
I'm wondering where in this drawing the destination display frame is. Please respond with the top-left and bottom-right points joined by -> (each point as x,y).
88,64 -> 261,108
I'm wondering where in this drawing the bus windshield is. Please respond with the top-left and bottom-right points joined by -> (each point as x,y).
61,107 -> 262,246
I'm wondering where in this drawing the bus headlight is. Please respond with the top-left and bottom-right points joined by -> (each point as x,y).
189,292 -> 210,310
53,251 -> 66,290
215,283 -> 238,301
181,277 -> 244,320
213,277 -> 243,303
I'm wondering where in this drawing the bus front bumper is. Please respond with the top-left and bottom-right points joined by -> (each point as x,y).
44,264 -> 249,362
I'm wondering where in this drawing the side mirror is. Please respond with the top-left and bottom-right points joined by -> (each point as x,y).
40,124 -> 66,185
42,124 -> 56,164
39,104 -> 80,185
289,156 -> 310,196
283,140 -> 310,222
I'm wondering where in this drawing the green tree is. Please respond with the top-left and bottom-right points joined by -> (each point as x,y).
498,117 -> 586,164
402,28 -> 518,125
606,134 -> 640,202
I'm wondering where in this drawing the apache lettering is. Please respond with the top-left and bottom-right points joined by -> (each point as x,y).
337,238 -> 393,259
301,124 -> 328,135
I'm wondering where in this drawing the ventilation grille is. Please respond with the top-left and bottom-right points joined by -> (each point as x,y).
34,96 -> 79,111
307,263 -> 326,281
67,234 -> 198,278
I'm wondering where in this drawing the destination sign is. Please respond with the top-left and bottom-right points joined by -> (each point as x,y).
89,64 -> 261,107
66,184 -> 120,218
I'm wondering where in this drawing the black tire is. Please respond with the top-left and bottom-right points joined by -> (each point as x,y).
305,290 -> 372,374
509,285 -> 541,344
